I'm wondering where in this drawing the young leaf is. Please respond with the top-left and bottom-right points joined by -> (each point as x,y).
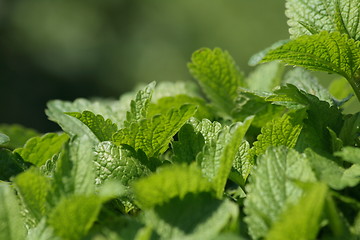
66,111 -> 117,142
245,62 -> 284,91
171,123 -> 205,164
148,94 -> 214,120
335,146 -> 360,164
244,146 -> 316,239
0,148 -> 29,181
306,149 -> 360,190
283,67 -> 334,105
112,104 -> 197,157
187,118 -> 222,145
46,97 -> 127,137
94,141 -> 151,186
0,133 -> 10,145
251,111 -> 305,157
47,195 -> 103,240
124,81 -> 155,127
0,124 -> 39,150
262,31 -> 360,81
339,113 -> 360,147
286,0 -> 360,40
133,163 -> 213,209
233,140 -> 252,181
188,48 -> 245,117
53,135 -> 96,197
13,168 -> 51,225
197,117 -> 253,198
265,183 -> 328,240
143,193 -> 238,240
14,133 -> 69,167
0,182 -> 26,240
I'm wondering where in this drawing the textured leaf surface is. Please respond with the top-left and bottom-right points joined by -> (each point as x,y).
244,146 -> 316,239
197,117 -> 253,198
0,183 -> 26,240
286,0 -> 360,40
14,133 -> 68,167
267,84 -> 343,152
46,97 -> 127,137
48,195 -> 103,240
53,135 -> 96,197
124,82 -> 155,127
67,111 -> 117,142
233,140 -> 252,181
251,111 -> 304,157
265,183 -> 328,240
262,31 -> 360,81
144,193 -> 238,240
94,141 -> 151,186
171,124 -> 205,164
283,67 -> 333,105
188,48 -> 244,116
306,149 -> 360,190
13,168 -> 51,225
113,104 -> 197,157
133,164 -> 213,209
148,94 -> 213,120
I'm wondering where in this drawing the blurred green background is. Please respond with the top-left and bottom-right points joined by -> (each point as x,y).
1,0 -> 288,132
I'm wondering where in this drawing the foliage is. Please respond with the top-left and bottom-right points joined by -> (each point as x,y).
1,1 -> 360,239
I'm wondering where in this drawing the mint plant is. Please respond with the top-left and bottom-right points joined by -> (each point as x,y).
1,0 -> 360,239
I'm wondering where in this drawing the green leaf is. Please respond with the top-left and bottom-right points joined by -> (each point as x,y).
0,124 -> 39,150
0,182 -> 26,240
46,97 -> 128,137
26,219 -> 60,240
251,111 -> 305,157
133,163 -> 213,209
188,48 -> 245,117
187,118 -> 222,145
0,148 -> 29,181
267,84 -> 344,152
67,111 -> 118,142
0,133 -> 10,145
262,31 -> 360,81
306,149 -> 360,190
335,146 -> 360,164
48,195 -> 103,240
265,182 -> 328,240
286,0 -> 360,40
143,193 -> 238,240
248,39 -> 290,66
233,140 -> 252,181
94,142 -> 151,186
148,94 -> 214,120
53,135 -> 96,197
244,146 -> 316,239
339,113 -> 360,147
171,123 -> 205,164
233,89 -> 285,128
197,117 -> 253,198
283,67 -> 334,105
124,82 -> 155,127
13,168 -> 51,225
113,104 -> 197,157
245,62 -> 285,91
14,133 -> 69,167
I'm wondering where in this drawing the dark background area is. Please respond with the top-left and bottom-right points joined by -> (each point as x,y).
0,0 -> 288,132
